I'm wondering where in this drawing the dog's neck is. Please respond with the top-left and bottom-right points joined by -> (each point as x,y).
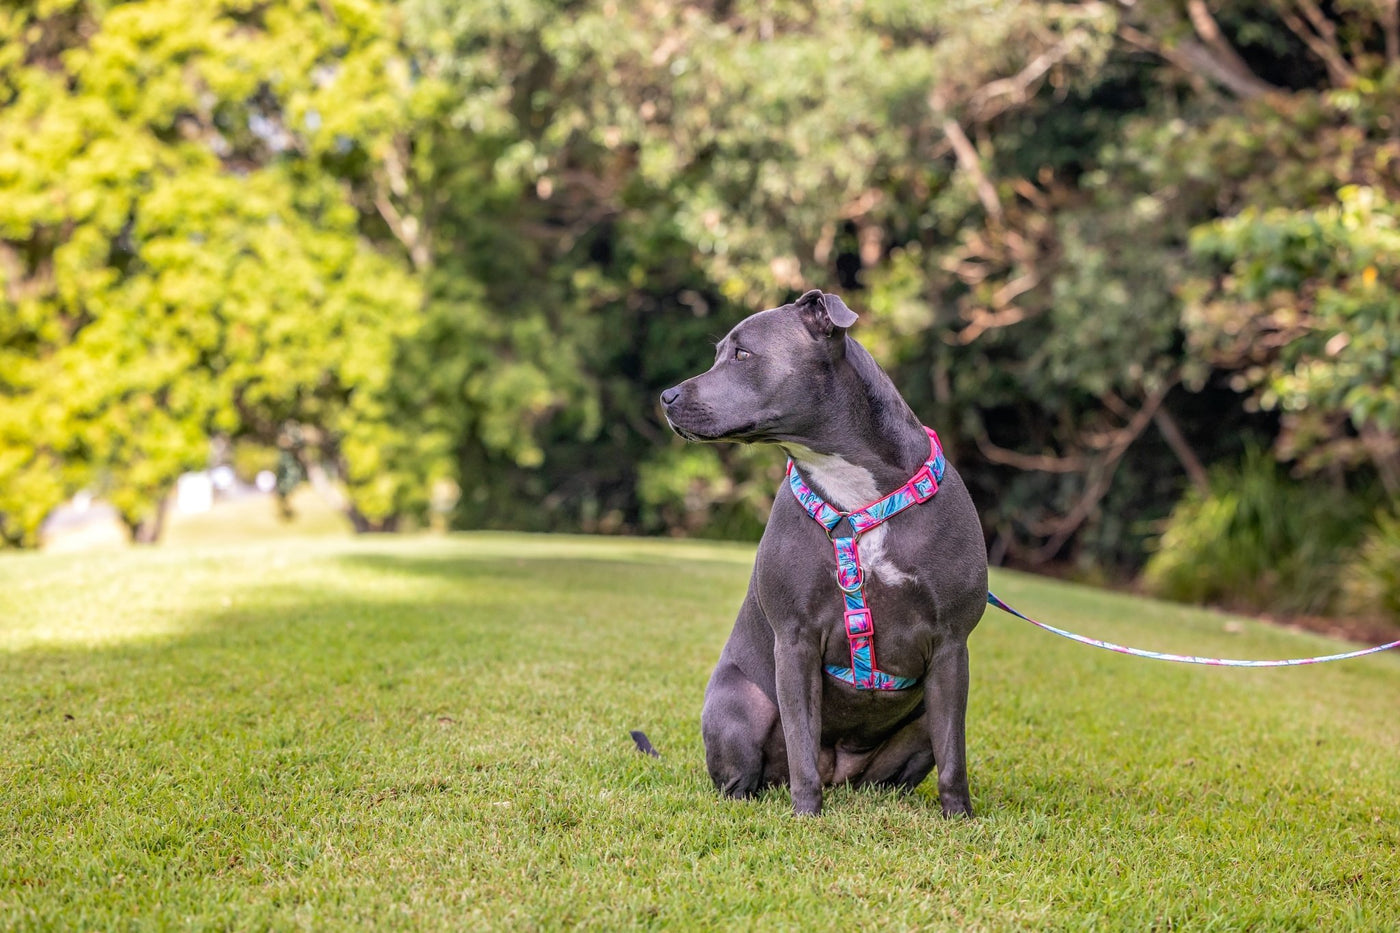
778,339 -> 930,512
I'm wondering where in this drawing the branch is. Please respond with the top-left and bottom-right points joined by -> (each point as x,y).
1011,178 -> 1050,212
839,189 -> 884,219
1030,457 -> 1126,564
990,269 -> 1041,309
1028,381 -> 1171,564
1117,23 -> 1279,99
1276,1 -> 1356,86
371,181 -> 430,272
946,257 -> 992,285
976,432 -> 1088,473
1153,405 -> 1211,492
952,305 -> 1029,344
1359,423 -> 1400,497
967,39 -> 1075,122
1185,0 -> 1271,89
368,134 -> 430,272
938,113 -> 1004,224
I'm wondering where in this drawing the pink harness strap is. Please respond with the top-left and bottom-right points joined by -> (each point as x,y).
786,428 -> 946,690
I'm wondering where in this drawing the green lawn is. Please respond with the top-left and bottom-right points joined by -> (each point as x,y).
3,534 -> 1398,930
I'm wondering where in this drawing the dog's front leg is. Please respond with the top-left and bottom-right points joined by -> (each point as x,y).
772,633 -> 824,816
924,639 -> 973,818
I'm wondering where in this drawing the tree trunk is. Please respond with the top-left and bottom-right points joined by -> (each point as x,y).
303,453 -> 402,534
131,495 -> 169,545
345,504 -> 400,534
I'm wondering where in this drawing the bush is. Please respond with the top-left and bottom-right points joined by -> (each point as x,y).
636,445 -> 771,540
1343,512 -> 1400,625
1143,447 -> 1366,615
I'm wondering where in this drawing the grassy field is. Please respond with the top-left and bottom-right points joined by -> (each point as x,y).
2,534 -> 1398,930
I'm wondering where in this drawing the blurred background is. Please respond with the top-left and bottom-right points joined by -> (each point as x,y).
2,0 -> 1398,626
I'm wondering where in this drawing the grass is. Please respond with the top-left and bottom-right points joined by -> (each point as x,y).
161,486 -> 354,547
40,487 -> 352,556
2,533 -> 1398,930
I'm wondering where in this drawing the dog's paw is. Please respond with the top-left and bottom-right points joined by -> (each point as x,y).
939,796 -> 974,819
792,791 -> 823,817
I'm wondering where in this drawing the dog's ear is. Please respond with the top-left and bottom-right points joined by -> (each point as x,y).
796,289 -> 858,339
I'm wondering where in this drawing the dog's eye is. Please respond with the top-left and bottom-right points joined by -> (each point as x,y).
734,348 -> 751,361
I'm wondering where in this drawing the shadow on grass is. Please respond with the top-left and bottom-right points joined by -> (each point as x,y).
334,533 -> 759,573
2,577 -> 1394,933
332,549 -> 713,585
0,558 -> 731,925
2,542 -> 743,791
5,537 -> 1393,855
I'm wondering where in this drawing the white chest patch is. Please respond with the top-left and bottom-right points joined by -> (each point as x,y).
787,447 -> 915,587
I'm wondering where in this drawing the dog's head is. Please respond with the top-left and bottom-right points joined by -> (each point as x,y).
660,289 -> 857,444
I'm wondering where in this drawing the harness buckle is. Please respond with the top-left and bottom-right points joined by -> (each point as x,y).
910,464 -> 938,503
836,568 -> 864,594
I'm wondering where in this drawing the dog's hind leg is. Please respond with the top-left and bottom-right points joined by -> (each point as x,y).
701,662 -> 782,799
849,713 -> 935,793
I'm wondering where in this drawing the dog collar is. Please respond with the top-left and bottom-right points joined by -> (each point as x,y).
785,427 -> 947,690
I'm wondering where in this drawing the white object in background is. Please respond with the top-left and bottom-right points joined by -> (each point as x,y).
211,465 -> 236,491
176,472 -> 214,514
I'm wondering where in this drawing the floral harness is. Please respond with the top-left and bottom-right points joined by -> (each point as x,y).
785,427 -> 946,691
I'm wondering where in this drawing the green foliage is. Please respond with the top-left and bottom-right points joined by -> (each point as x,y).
1186,185 -> 1400,483
397,0 -> 1167,549
4,0 -> 1400,624
0,0 -> 428,542
1144,447 -> 1367,615
636,443 -> 770,540
1344,511 -> 1400,624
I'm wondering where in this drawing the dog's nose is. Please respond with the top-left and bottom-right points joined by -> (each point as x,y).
660,386 -> 681,406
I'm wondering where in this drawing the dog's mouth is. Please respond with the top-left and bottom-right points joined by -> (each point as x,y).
663,415 -> 706,442
664,413 -> 763,445
663,408 -> 718,442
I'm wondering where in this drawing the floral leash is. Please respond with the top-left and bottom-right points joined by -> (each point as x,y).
987,591 -> 1400,667
789,428 -> 1400,675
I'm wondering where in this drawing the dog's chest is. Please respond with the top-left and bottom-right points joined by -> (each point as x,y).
787,449 -> 915,587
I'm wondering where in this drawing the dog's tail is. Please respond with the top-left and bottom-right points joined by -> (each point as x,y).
629,730 -> 660,758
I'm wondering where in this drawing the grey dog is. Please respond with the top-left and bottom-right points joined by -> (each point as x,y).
660,289 -> 988,817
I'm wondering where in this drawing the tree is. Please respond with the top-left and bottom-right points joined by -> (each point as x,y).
6,0 -> 1396,603
1119,0 -> 1400,497
0,0 -> 427,544
403,0 -> 1146,544
1187,186 -> 1400,493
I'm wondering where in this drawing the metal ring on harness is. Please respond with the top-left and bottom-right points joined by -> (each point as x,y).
824,519 -> 859,542
836,573 -> 863,595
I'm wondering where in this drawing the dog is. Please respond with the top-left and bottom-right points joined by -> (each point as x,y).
660,289 -> 988,817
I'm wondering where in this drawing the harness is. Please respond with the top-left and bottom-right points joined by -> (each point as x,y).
788,426 -> 1400,681
785,427 -> 946,691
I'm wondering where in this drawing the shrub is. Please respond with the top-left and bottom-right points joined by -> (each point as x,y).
1343,511 -> 1400,625
1143,446 -> 1366,615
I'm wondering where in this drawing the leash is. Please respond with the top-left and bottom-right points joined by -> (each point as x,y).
987,591 -> 1400,667
787,424 -> 1400,673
